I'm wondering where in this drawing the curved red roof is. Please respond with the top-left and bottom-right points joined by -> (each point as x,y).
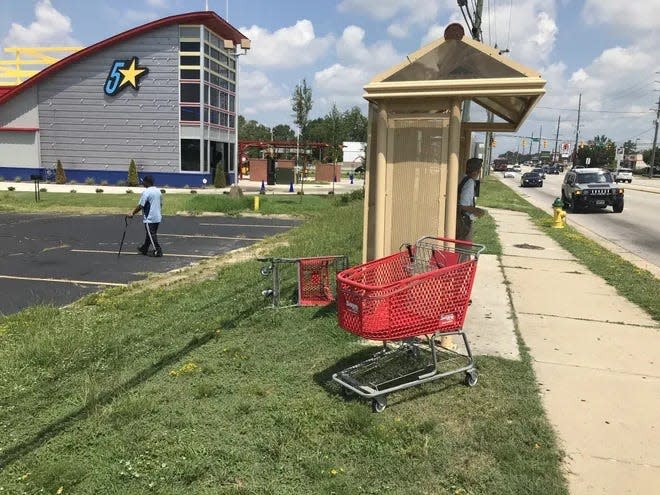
0,11 -> 248,106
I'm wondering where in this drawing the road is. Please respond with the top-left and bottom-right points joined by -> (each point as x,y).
494,168 -> 660,276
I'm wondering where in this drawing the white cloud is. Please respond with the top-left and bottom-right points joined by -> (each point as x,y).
336,26 -> 401,73
338,0 -> 452,39
239,20 -> 334,69
2,0 -> 78,47
145,0 -> 169,7
239,69 -> 291,120
583,0 -> 660,32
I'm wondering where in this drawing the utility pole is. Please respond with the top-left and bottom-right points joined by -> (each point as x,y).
572,93 -> 582,168
529,132 -> 534,155
553,115 -> 561,162
649,95 -> 659,179
537,125 -> 542,159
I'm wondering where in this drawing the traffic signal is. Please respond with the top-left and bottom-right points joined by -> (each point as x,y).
490,137 -> 496,147
543,140 -> 547,148
522,139 -> 527,146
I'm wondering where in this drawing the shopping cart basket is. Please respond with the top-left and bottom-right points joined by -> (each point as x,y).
332,236 -> 484,412
258,255 -> 348,308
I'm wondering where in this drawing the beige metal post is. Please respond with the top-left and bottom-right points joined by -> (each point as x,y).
445,98 -> 462,238
373,106 -> 388,259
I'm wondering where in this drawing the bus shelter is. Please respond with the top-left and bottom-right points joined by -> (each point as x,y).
362,23 -> 546,261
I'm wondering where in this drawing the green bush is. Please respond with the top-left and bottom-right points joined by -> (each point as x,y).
8,186 -> 15,191
125,189 -> 133,194
95,188 -> 104,193
101,180 -> 109,186
85,177 -> 95,185
127,159 -> 139,187
55,160 -> 67,184
70,189 -> 77,193
39,187 -> 47,192
213,169 -> 227,188
14,176 -> 21,182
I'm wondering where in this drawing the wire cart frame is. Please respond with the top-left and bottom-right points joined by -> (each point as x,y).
258,255 -> 348,308
332,237 -> 484,412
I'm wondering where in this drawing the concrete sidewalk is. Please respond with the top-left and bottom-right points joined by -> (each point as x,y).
489,208 -> 660,494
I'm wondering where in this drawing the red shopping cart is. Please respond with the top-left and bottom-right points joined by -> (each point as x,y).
332,236 -> 484,412
258,255 -> 348,308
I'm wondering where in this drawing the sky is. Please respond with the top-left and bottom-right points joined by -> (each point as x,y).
1,0 -> 659,155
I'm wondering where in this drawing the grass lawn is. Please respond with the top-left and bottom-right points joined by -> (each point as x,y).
0,190 -> 568,494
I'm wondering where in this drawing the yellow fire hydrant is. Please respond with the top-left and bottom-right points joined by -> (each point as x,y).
552,198 -> 566,228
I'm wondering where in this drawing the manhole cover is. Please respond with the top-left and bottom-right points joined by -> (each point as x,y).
513,243 -> 545,250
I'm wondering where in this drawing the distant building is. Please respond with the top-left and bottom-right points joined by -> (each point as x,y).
624,153 -> 648,171
0,11 -> 249,187
342,141 -> 366,164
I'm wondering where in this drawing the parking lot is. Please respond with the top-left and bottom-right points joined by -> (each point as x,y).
0,213 -> 299,315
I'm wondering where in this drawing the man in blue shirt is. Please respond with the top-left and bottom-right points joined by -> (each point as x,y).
128,175 -> 163,257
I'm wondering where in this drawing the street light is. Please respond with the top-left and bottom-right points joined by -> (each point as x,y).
224,38 -> 250,185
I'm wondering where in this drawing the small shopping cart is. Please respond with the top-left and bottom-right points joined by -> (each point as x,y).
258,255 -> 348,308
332,236 -> 484,412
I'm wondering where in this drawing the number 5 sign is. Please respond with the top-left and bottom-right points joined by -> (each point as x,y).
104,56 -> 149,97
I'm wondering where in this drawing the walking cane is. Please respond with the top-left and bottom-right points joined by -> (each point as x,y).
118,216 -> 130,257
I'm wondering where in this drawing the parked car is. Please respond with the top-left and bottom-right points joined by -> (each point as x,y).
561,168 -> 624,213
520,171 -> 543,187
614,168 -> 633,183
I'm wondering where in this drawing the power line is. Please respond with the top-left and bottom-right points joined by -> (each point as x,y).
535,106 -> 651,115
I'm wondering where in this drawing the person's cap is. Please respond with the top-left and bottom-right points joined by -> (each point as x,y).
466,158 -> 483,172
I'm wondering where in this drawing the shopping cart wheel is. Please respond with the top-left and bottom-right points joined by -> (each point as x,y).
371,396 -> 387,413
260,265 -> 272,276
464,369 -> 478,387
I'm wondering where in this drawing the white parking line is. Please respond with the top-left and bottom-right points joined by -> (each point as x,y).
199,223 -> 292,228
159,233 -> 262,241
0,274 -> 126,287
71,249 -> 215,259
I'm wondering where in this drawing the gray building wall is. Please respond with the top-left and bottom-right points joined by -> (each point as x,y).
0,86 -> 39,128
38,25 -> 179,172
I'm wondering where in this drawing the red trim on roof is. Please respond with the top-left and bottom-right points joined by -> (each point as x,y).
0,11 -> 248,106
0,127 -> 39,132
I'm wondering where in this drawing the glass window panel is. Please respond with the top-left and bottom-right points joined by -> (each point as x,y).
181,139 -> 201,171
220,112 -> 228,126
211,110 -> 219,124
228,95 -> 235,112
179,26 -> 200,39
180,83 -> 200,103
180,106 -> 200,121
220,92 -> 228,110
180,69 -> 200,80
180,55 -> 200,66
229,115 -> 235,129
210,47 -> 219,60
210,88 -> 219,107
180,41 -> 200,52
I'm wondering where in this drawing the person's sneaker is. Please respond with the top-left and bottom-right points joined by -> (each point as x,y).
148,251 -> 163,257
136,247 -> 148,255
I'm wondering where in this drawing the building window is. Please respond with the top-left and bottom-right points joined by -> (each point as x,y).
179,26 -> 200,39
181,139 -> 201,171
180,69 -> 199,80
180,41 -> 200,52
180,106 -> 200,121
180,83 -> 200,103
180,55 -> 200,66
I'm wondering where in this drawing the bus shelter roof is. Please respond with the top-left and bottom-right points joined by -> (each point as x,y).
363,23 -> 545,132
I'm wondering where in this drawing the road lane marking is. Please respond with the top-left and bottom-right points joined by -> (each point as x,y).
199,223 -> 293,228
71,249 -> 215,259
158,233 -> 262,241
0,274 -> 126,287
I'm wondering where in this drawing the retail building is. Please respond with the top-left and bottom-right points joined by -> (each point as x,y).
0,11 -> 249,187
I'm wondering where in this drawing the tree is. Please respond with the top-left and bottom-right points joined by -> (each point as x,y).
325,103 -> 344,163
291,79 -> 313,140
238,115 -> 270,141
576,135 -> 616,168
623,140 -> 637,154
271,124 -> 295,141
55,160 -> 67,184
343,106 -> 368,142
642,148 -> 660,169
127,159 -> 139,186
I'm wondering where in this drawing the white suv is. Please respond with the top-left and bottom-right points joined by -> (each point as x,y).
614,168 -> 633,183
